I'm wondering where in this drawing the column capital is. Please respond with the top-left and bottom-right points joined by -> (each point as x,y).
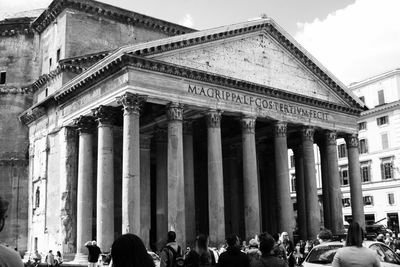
325,130 -> 337,146
183,120 -> 194,135
241,116 -> 256,134
301,126 -> 315,142
92,105 -> 116,125
273,121 -> 287,137
116,92 -> 147,115
140,135 -> 152,149
206,110 -> 222,128
166,103 -> 184,121
73,116 -> 96,133
345,133 -> 359,148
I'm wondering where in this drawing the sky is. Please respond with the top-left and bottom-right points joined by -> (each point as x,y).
1,0 -> 399,85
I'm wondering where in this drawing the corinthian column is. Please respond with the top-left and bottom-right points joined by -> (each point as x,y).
92,105 -> 115,251
166,103 -> 186,246
273,122 -> 295,238
325,131 -> 344,235
116,93 -> 147,235
241,116 -> 260,240
140,134 -> 152,248
346,134 -> 365,229
302,126 -> 319,240
207,110 -> 225,246
74,116 -> 96,262
293,143 -> 307,241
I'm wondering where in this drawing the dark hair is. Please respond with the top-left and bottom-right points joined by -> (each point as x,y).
226,234 -> 238,247
345,222 -> 364,247
272,233 -> 279,242
195,234 -> 213,264
167,231 -> 176,243
258,232 -> 275,255
111,234 -> 155,267
0,197 -> 9,232
318,229 -> 333,241
57,251 -> 61,257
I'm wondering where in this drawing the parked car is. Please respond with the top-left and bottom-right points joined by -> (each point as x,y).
302,241 -> 400,266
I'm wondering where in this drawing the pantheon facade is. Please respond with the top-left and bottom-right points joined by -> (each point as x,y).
5,0 -> 366,260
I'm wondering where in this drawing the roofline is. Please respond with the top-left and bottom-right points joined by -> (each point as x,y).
31,0 -> 196,35
349,68 -> 400,89
360,99 -> 400,118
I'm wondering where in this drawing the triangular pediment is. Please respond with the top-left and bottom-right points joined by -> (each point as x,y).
153,33 -> 346,105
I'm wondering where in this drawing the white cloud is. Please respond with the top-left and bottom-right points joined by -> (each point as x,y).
179,14 -> 194,28
294,0 -> 400,84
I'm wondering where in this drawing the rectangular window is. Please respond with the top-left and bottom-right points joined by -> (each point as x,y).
0,71 -> 5,84
57,49 -> 61,62
381,133 -> 389,149
359,139 -> 368,154
338,144 -> 347,158
290,155 -> 295,168
358,122 -> 367,131
378,90 -> 385,105
381,157 -> 394,180
340,166 -> 349,186
360,162 -> 371,183
291,174 -> 296,192
377,116 -> 389,126
363,196 -> 374,206
342,198 -> 351,207
388,193 -> 395,205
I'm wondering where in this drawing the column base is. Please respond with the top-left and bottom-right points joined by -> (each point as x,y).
72,252 -> 89,264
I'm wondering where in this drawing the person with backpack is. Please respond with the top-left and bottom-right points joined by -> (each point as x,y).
160,231 -> 184,267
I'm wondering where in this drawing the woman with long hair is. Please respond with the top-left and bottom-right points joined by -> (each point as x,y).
111,234 -> 155,267
332,222 -> 381,267
185,234 -> 216,267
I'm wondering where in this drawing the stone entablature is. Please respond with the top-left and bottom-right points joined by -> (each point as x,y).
31,0 -> 195,35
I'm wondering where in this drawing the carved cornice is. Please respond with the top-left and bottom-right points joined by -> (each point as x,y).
166,102 -> 183,121
273,121 -> 287,138
19,107 -> 46,125
31,0 -> 194,35
92,105 -> 116,125
346,134 -> 359,148
301,126 -> 315,142
206,110 -> 222,128
0,19 -> 34,36
73,115 -> 96,133
325,130 -> 337,146
116,92 -> 147,115
241,116 -> 256,134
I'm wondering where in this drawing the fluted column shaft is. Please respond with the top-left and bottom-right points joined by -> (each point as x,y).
293,144 -> 307,241
183,121 -> 196,247
325,131 -> 344,234
207,110 -> 225,246
93,105 -> 115,251
74,116 -> 95,259
346,134 -> 365,229
116,93 -> 147,235
241,116 -> 260,240
166,103 -> 186,246
302,126 -> 319,240
273,122 -> 295,238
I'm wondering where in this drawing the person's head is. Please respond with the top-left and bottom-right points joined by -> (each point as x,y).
226,234 -> 239,248
57,251 -> 61,257
258,233 -> 275,256
248,238 -> 259,249
111,234 -> 154,267
318,229 -> 333,243
280,232 -> 289,243
377,234 -> 384,241
167,231 -> 176,243
49,250 -> 52,254
0,197 -> 9,232
92,240 -> 97,246
386,233 -> 391,239
345,222 -> 364,247
272,233 -> 279,243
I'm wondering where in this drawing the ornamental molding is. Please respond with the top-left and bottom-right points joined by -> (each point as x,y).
166,102 -> 183,121
116,92 -> 147,115
0,19 -> 34,36
273,121 -> 287,138
31,0 -> 194,35
346,134 -> 359,148
325,130 -> 337,146
301,126 -> 314,142
241,116 -> 256,134
19,106 -> 46,125
206,109 -> 222,128
73,115 -> 96,133
92,105 -> 116,125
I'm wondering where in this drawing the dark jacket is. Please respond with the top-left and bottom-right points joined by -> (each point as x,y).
217,247 -> 249,267
87,245 -> 101,263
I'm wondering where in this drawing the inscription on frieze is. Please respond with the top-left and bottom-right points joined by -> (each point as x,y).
187,84 -> 329,121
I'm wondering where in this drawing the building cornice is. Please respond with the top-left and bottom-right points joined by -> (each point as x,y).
349,68 -> 400,89
31,0 -> 195,35
360,100 -> 400,118
0,19 -> 35,36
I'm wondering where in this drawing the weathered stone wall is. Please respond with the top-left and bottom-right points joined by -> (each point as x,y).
0,31 -> 39,253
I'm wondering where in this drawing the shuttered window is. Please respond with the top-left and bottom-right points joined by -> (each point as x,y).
381,133 -> 389,149
378,90 -> 385,105
359,139 -> 368,154
338,144 -> 347,158
381,157 -> 394,180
